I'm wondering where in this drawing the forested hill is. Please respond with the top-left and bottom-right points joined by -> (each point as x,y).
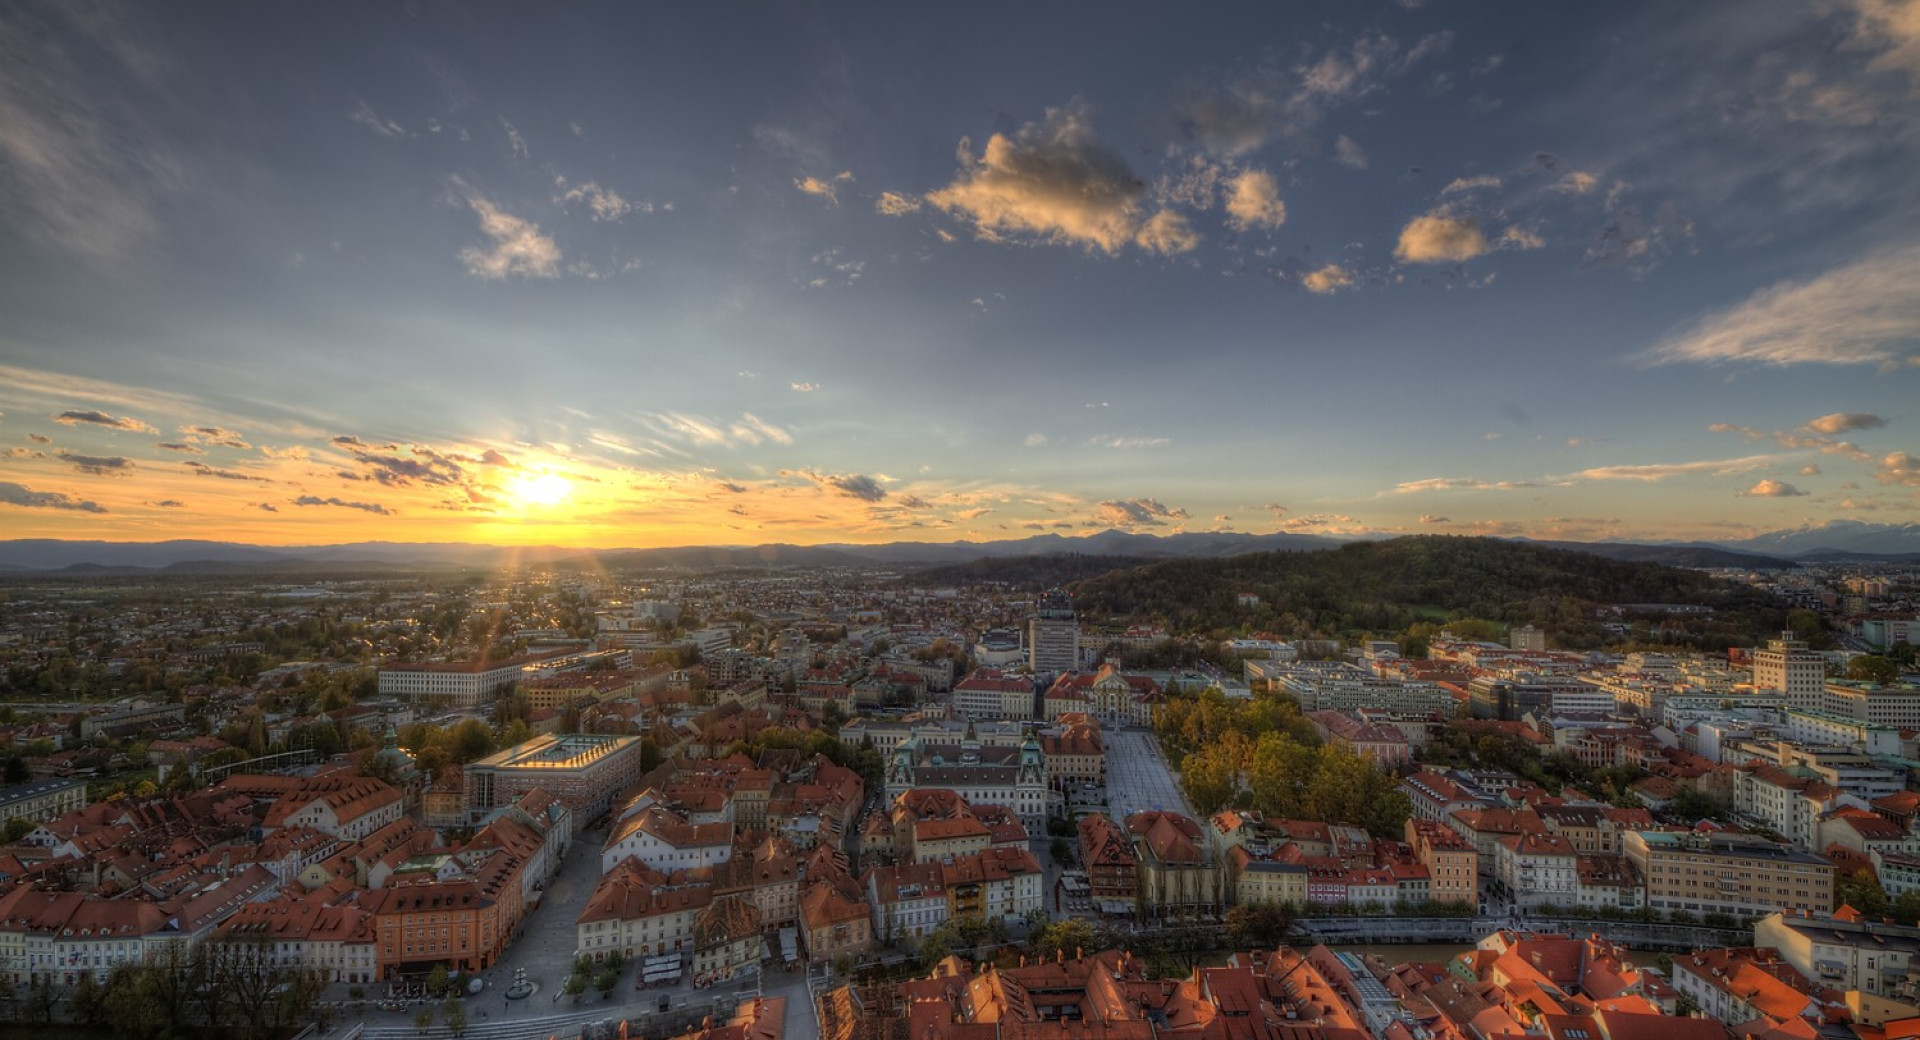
1069,535 -> 1791,650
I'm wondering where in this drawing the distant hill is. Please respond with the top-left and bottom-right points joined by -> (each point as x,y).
1518,540 -> 1796,570
0,530 -> 1344,572
907,553 -> 1154,588
1719,521 -> 1920,558
1068,535 -> 1792,650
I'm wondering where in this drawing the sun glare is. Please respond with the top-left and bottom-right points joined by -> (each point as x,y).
509,471 -> 572,507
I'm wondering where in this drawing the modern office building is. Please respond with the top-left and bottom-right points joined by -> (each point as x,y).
1028,589 -> 1080,674
1752,634 -> 1827,711
463,733 -> 645,823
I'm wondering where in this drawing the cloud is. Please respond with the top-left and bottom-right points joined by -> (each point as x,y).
501,118 -> 529,159
730,413 -> 794,447
54,409 -> 155,433
1332,135 -> 1369,169
454,182 -> 562,280
1851,0 -> 1920,85
1740,479 -> 1807,497
1558,171 -> 1599,194
1417,514 -> 1450,524
153,499 -> 183,507
294,495 -> 392,515
927,100 -> 1158,254
795,172 -> 853,205
184,461 -> 271,482
1173,81 -> 1284,157
1805,412 -> 1887,434
1133,209 -> 1201,254
556,180 -> 635,221
716,482 -> 747,494
1393,477 -> 1537,493
811,472 -> 888,502
1498,227 -> 1545,251
958,507 -> 993,521
349,100 -> 405,139
1302,264 -> 1355,294
1707,422 -> 1874,462
1224,168 -> 1287,231
1644,244 -> 1920,369
1877,451 -> 1920,486
0,3 -> 184,263
1395,212 -> 1489,263
1097,498 -> 1188,528
875,191 -> 920,216
336,444 -> 465,487
1441,175 -> 1501,194
0,481 -> 105,513
154,442 -> 203,454
1568,454 -> 1779,482
182,425 -> 249,449
1800,464 -> 1822,476
4,448 -> 45,460
790,382 -> 820,392
256,502 -> 278,513
1088,435 -> 1171,449
56,452 -> 132,475
27,434 -> 49,444
1024,433 -> 1049,447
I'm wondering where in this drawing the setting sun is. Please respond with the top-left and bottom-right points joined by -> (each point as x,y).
508,471 -> 572,508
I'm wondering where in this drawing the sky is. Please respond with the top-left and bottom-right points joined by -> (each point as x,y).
2,0 -> 1918,550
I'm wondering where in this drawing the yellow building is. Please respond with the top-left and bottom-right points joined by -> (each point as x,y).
1624,830 -> 1833,915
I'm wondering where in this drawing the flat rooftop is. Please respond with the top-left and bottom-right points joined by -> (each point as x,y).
471,733 -> 640,771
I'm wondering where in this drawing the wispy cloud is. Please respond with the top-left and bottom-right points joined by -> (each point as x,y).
56,452 -> 133,475
875,191 -> 920,216
0,481 -> 105,513
806,472 -> 887,501
1088,435 -> 1171,449
555,178 -> 637,221
54,409 -> 155,434
1567,454 -> 1780,482
294,495 -> 391,515
1393,477 -> 1538,493
349,100 -> 406,139
454,180 -> 561,279
0,3 -> 185,263
1644,245 -> 1920,369
1097,498 -> 1187,528
795,171 -> 853,205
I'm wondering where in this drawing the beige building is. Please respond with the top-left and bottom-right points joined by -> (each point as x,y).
1752,634 -> 1826,710
0,778 -> 86,826
1624,830 -> 1834,915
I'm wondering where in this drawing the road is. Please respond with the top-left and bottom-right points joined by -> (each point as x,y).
1104,727 -> 1191,825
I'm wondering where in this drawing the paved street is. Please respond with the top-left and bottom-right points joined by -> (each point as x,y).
1104,727 -> 1191,825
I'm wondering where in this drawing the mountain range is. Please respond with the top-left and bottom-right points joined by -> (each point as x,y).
1,520 -> 1917,573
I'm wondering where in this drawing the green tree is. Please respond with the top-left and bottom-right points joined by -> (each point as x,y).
443,997 -> 467,1035
413,1005 -> 436,1032
1846,655 -> 1900,685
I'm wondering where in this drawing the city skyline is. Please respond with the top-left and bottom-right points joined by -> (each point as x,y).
2,1 -> 1917,549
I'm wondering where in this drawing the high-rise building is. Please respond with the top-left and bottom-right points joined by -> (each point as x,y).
1752,633 -> 1825,710
1027,589 -> 1079,674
